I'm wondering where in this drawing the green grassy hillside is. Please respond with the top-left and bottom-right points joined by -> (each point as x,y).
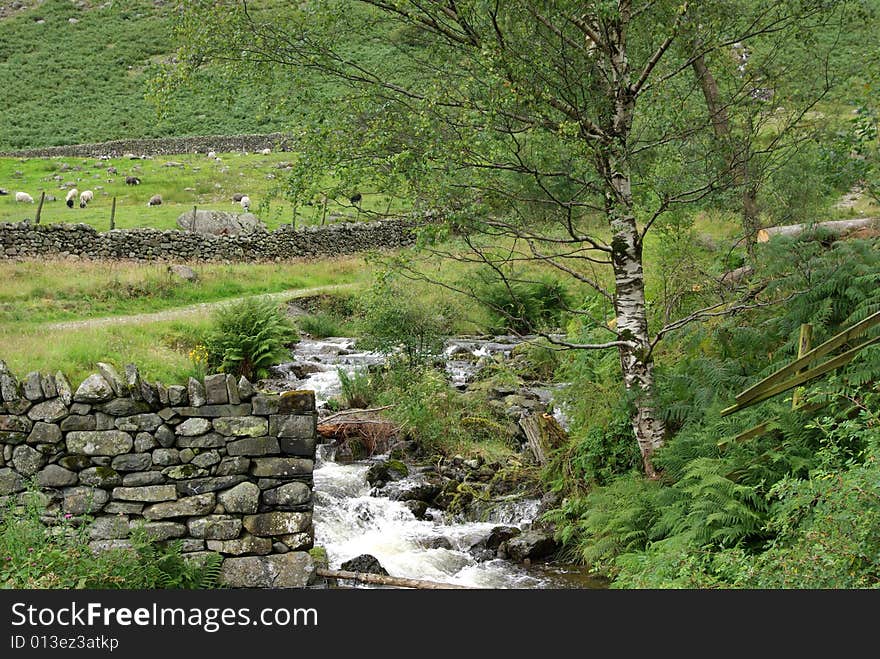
0,0 -> 299,150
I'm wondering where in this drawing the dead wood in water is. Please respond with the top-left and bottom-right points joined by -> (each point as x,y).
317,567 -> 475,589
519,413 -> 568,465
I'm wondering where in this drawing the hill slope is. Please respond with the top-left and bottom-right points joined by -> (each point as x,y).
0,0 -> 299,150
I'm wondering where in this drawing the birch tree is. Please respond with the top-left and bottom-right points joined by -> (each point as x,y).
168,0 -> 850,477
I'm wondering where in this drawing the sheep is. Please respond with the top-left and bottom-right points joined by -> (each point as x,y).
349,191 -> 362,205
207,151 -> 217,159
78,190 -> 94,208
125,176 -> 141,185
15,191 -> 34,203
231,193 -> 246,202
259,148 -> 271,155
66,188 -> 79,208
147,194 -> 162,207
239,195 -> 251,211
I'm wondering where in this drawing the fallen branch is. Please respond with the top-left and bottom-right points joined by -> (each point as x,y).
757,218 -> 879,243
319,405 -> 395,424
316,567 -> 475,589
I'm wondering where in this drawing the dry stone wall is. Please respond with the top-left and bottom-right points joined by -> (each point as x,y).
0,133 -> 294,159
0,219 -> 417,262
0,360 -> 319,589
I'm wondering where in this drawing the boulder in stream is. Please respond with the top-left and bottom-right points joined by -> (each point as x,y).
500,530 -> 559,562
340,554 -> 388,576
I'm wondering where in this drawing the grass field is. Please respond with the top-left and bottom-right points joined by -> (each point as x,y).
0,150 -> 409,230
0,255 -> 375,384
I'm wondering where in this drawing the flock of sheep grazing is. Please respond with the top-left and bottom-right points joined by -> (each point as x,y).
6,149 -> 256,215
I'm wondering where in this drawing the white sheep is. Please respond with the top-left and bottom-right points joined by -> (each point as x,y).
66,188 -> 79,208
259,148 -> 271,155
147,194 -> 162,207
239,195 -> 251,211
78,190 -> 94,208
15,192 -> 34,203
207,151 -> 217,158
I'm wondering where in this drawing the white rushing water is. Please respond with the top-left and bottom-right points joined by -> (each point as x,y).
312,445 -> 553,589
266,335 -> 570,427
267,335 -> 600,588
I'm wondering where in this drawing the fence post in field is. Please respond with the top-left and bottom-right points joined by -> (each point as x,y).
109,196 -> 117,230
34,191 -> 46,225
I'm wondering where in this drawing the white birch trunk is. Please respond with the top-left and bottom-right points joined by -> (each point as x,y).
603,4 -> 666,478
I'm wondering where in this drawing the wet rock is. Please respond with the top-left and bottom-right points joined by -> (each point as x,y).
402,500 -> 429,520
340,554 -> 388,576
501,530 -> 559,562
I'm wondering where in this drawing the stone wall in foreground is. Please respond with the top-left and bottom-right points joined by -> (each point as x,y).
0,218 -> 418,263
0,360 -> 319,589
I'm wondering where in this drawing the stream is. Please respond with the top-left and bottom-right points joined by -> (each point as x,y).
264,336 -> 604,588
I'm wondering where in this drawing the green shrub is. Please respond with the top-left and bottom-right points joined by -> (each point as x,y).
357,277 -> 448,366
338,367 -> 374,409
474,271 -> 570,334
204,297 -> 297,380
298,312 -> 344,338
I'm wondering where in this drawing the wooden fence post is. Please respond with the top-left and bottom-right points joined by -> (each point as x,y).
791,323 -> 813,409
34,191 -> 46,225
109,196 -> 117,230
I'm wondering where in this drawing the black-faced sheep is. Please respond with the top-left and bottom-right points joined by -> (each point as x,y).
15,191 -> 34,203
147,194 -> 162,207
125,176 -> 141,185
66,188 -> 78,208
78,190 -> 94,208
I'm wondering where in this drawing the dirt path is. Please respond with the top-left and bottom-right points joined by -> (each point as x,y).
42,282 -> 359,332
